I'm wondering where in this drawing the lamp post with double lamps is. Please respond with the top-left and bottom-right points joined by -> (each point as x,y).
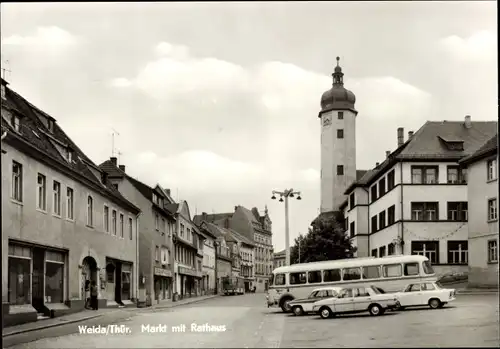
271,189 -> 302,266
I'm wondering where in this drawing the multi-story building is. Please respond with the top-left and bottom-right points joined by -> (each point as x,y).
194,205 -> 273,292
1,78 -> 140,326
273,249 -> 286,269
200,227 -> 217,295
459,134 -> 498,288
340,117 -> 497,276
225,228 -> 255,291
99,158 -> 176,306
166,201 -> 203,299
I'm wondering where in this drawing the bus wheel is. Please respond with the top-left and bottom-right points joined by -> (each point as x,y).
280,297 -> 293,313
292,306 -> 304,316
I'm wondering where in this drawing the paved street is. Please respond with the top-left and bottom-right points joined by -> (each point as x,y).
4,293 -> 499,348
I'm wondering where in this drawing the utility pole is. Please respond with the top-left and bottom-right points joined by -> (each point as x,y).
271,189 -> 302,266
298,238 -> 301,264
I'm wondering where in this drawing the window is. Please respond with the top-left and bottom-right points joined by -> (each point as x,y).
12,161 -> 23,202
113,183 -> 118,190
488,199 -> 498,221
488,240 -> 498,263
162,218 -> 165,233
407,284 -> 421,292
323,269 -> 341,282
87,196 -> 93,226
370,185 -> 377,203
412,241 -> 439,264
378,178 -> 386,197
343,267 -> 361,280
120,213 -> 124,238
155,213 -> 159,230
379,246 -> 386,257
37,174 -> 46,210
383,264 -> 402,277
349,193 -> 355,209
411,166 -> 438,184
338,111 -> 344,119
129,218 -> 133,240
180,224 -> 184,237
371,215 -> 378,233
66,188 -> 74,220
362,266 -> 380,279
378,211 -> 386,230
338,289 -> 353,298
308,270 -> 322,284
52,181 -> 61,216
447,241 -> 468,264
371,249 -> 378,257
447,202 -> 468,221
388,243 -> 395,256
337,165 -> 344,176
387,170 -> 395,190
104,206 -> 110,233
404,262 -> 419,276
447,166 -> 467,184
48,119 -> 54,132
112,210 -> 117,235
422,260 -> 434,274
487,159 -> 497,181
355,288 -> 370,297
388,205 -> 395,225
411,202 -> 439,221
290,272 -> 307,285
349,221 -> 355,238
274,274 -> 285,285
155,246 -> 159,261
421,283 -> 435,291
344,217 -> 349,232
12,115 -> 20,132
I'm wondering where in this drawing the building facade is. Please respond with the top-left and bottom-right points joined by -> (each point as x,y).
273,249 -> 285,269
341,117 -> 497,277
167,201 -> 203,299
201,228 -> 216,295
459,135 -> 498,288
1,79 -> 140,326
99,159 -> 176,306
225,228 -> 255,291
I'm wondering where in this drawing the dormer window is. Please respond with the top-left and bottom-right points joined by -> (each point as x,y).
48,119 -> 54,133
1,84 -> 5,100
11,115 -> 20,132
67,149 -> 73,163
438,136 -> 464,151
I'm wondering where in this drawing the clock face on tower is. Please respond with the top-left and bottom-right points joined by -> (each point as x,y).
323,115 -> 332,127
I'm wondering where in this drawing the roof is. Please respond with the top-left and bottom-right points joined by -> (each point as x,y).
345,120 -> 498,193
225,228 -> 256,247
274,249 -> 286,257
2,84 -> 139,214
192,212 -> 232,226
459,134 -> 498,165
201,222 -> 237,243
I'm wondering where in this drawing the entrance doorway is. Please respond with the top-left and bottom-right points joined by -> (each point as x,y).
32,248 -> 45,313
82,256 -> 98,299
114,262 -> 122,304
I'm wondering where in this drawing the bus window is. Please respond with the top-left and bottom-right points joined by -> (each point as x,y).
289,272 -> 307,285
383,264 -> 402,277
323,269 -> 341,282
404,262 -> 419,276
308,270 -> 322,284
270,274 -> 274,286
362,265 -> 381,279
275,273 -> 285,286
422,260 -> 435,274
343,267 -> 361,281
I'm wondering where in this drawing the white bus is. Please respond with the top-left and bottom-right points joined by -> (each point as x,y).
266,255 -> 436,312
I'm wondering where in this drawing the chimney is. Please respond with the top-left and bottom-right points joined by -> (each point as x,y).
110,157 -> 117,166
376,162 -> 380,167
101,172 -> 108,184
408,131 -> 414,139
397,127 -> 404,147
234,206 -> 238,212
165,188 -> 171,196
119,165 -> 125,172
385,150 -> 390,158
464,115 -> 472,129
202,212 -> 207,218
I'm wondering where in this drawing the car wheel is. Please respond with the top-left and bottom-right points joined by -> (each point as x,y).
429,298 -> 441,309
280,297 -> 293,313
292,306 -> 304,316
369,304 -> 383,316
319,306 -> 333,319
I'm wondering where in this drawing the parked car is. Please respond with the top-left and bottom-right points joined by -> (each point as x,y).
394,281 -> 456,310
312,285 -> 400,319
289,287 -> 343,316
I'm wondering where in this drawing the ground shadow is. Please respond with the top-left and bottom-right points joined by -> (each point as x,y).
401,305 -> 457,312
312,312 -> 398,320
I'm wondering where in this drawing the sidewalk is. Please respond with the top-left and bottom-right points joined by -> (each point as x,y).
2,294 -> 220,338
457,287 -> 498,295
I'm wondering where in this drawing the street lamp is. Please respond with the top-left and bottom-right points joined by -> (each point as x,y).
271,188 -> 302,266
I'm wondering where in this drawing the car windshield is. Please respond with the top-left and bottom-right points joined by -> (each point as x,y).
308,291 -> 318,299
434,282 -> 442,289
370,286 -> 384,294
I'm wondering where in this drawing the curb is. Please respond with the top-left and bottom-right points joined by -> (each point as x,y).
2,314 -> 103,338
457,291 -> 498,295
145,295 -> 220,311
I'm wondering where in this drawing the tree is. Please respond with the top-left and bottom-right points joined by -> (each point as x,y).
290,212 -> 356,264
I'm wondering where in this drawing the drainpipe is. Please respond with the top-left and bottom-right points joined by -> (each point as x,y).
135,212 -> 142,304
399,159 -> 404,254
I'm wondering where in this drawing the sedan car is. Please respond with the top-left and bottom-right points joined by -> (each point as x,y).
394,281 -> 456,309
289,287 -> 342,316
312,285 -> 400,319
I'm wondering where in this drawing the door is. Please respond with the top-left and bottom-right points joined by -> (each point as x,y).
334,288 -> 354,313
114,263 -> 122,303
353,287 -> 372,311
32,248 -> 45,313
402,283 -> 422,305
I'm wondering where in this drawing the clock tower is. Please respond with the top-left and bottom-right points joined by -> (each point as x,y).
319,57 -> 357,213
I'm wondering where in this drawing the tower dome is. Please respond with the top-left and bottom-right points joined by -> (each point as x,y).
320,57 -> 356,112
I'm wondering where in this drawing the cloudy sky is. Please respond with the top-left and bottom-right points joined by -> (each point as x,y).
1,2 -> 496,251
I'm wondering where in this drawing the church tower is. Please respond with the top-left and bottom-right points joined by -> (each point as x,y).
319,57 -> 357,213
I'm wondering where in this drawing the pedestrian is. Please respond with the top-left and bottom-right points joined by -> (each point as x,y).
85,280 -> 91,309
90,280 -> 98,310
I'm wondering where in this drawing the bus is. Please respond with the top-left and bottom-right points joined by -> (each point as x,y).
222,276 -> 245,295
266,255 -> 436,312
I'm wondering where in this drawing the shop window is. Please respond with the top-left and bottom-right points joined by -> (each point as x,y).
106,264 -> 115,283
45,261 -> 64,303
8,257 -> 31,305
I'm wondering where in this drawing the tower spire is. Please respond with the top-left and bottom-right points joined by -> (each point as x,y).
332,56 -> 344,86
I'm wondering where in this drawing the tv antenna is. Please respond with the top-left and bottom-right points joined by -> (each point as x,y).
111,128 -> 120,157
117,149 -> 123,164
1,60 -> 12,80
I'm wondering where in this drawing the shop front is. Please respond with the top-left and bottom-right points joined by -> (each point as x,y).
153,267 -> 172,303
101,257 -> 133,306
178,266 -> 202,298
